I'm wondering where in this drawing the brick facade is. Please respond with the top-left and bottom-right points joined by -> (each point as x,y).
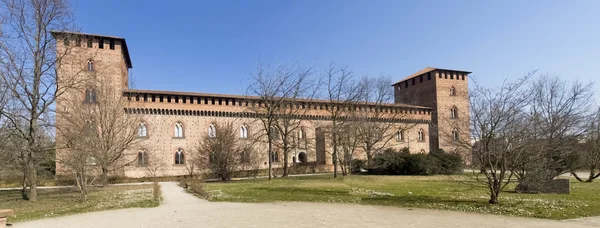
53,32 -> 469,178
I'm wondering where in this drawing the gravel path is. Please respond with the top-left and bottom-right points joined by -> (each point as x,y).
13,182 -> 600,228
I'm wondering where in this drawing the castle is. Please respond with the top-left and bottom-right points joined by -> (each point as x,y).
52,31 -> 470,177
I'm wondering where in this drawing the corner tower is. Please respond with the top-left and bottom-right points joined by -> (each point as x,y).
52,31 -> 133,175
393,67 -> 471,157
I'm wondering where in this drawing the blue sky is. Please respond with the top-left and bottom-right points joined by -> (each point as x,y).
73,0 -> 600,102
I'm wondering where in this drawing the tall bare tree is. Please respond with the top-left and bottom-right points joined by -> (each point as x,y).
354,75 -> 416,169
321,63 -> 365,178
467,74 -> 534,204
247,62 -> 313,180
58,81 -> 140,186
569,107 -> 600,182
515,75 -> 594,191
0,0 -> 81,201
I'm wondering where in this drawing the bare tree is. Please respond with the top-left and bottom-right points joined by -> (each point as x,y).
337,122 -> 360,175
58,81 -> 140,186
0,0 -> 81,201
516,75 -> 594,191
321,63 -> 364,178
247,62 -> 313,180
195,121 -> 246,181
354,75 -> 415,169
144,149 -> 166,180
467,74 -> 534,204
569,107 -> 600,182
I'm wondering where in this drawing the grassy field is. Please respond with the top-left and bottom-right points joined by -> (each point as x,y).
201,174 -> 600,220
0,184 -> 159,223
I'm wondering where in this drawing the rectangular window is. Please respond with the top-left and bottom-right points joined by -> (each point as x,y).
109,39 -> 115,50
404,81 -> 408,88
98,38 -> 104,49
411,78 -> 415,85
444,72 -> 448,79
419,75 -> 423,83
450,72 -> 454,79
427,72 -> 431,80
462,75 -> 465,80
87,39 -> 92,48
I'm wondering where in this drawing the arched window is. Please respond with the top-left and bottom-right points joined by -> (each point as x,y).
138,151 -> 148,165
87,60 -> 94,71
298,128 -> 304,139
271,151 -> 279,163
270,126 -> 279,139
418,129 -> 424,141
452,128 -> 460,141
84,89 -> 97,103
450,106 -> 458,119
174,122 -> 183,138
138,122 -> 147,137
174,149 -> 185,164
208,123 -> 216,138
450,86 -> 456,96
396,130 -> 404,141
240,124 -> 248,138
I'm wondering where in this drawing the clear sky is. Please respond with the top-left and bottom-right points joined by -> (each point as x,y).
73,0 -> 600,102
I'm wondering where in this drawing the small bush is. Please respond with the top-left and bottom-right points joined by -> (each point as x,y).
369,148 -> 463,175
351,159 -> 366,173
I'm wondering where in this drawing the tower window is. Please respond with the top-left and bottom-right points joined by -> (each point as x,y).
76,37 -> 81,47
138,122 -> 148,137
452,129 -> 460,141
404,81 -> 408,88
450,87 -> 456,96
87,60 -> 94,71
411,78 -> 415,85
87,39 -> 92,48
240,124 -> 248,138
109,39 -> 115,50
444,72 -> 448,79
462,75 -> 465,80
84,89 -> 97,103
419,75 -> 423,83
450,73 -> 454,79
418,129 -> 425,141
450,106 -> 458,119
98,38 -> 104,49
427,72 -> 432,80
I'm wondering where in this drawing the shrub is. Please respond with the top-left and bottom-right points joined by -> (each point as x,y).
351,159 -> 366,173
369,148 -> 464,175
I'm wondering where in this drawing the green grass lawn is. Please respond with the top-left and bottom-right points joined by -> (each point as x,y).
201,174 -> 600,220
0,184 -> 159,223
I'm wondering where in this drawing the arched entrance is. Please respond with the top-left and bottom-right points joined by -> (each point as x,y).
298,152 -> 307,163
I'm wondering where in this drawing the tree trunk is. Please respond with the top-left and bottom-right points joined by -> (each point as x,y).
282,143 -> 289,177
268,139 -> 272,180
333,137 -> 338,178
571,170 -> 584,182
21,172 -> 29,200
488,192 -> 499,204
27,158 -> 38,201
101,168 -> 109,187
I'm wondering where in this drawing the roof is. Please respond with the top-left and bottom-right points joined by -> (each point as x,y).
123,89 -> 434,110
392,67 -> 472,86
50,30 -> 132,69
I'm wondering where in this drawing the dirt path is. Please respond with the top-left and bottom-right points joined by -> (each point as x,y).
13,182 -> 599,228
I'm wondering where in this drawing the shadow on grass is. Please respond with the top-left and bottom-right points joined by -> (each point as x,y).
251,186 -> 350,196
361,194 -> 490,207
